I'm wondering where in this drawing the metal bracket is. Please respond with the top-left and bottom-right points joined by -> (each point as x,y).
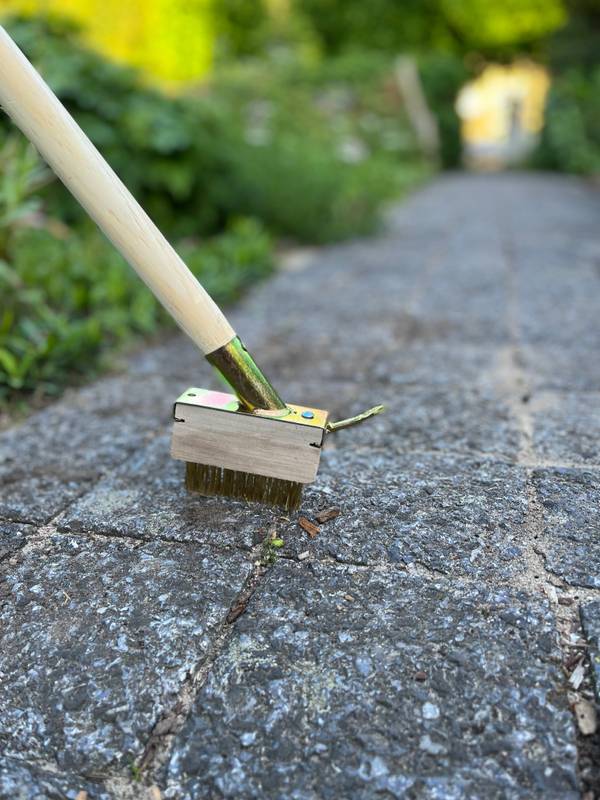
174,387 -> 382,436
326,404 -> 385,433
174,388 -> 328,430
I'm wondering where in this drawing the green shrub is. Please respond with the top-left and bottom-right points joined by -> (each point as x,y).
2,15 -> 230,238
533,66 -> 600,174
2,15 -> 419,244
208,53 -> 428,240
0,138 -> 274,403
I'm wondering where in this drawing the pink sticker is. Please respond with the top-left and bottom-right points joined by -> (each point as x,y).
201,390 -> 236,409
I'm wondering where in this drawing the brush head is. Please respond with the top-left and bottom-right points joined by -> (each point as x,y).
171,388 -> 328,508
185,463 -> 304,510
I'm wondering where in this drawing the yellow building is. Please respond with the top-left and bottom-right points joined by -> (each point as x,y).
1,0 -> 214,82
456,61 -> 550,167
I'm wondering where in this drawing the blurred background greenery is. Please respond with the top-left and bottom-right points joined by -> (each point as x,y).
0,0 -> 598,409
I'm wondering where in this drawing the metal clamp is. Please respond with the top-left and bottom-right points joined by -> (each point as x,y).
206,335 -> 286,413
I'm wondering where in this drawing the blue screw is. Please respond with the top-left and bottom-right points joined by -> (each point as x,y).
301,410 -> 314,419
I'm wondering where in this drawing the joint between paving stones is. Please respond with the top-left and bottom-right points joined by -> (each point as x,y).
52,520 -> 255,559
501,219 -> 600,796
136,537 -> 274,785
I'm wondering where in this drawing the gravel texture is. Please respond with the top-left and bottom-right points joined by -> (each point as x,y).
532,469 -> 600,589
0,534 -> 252,774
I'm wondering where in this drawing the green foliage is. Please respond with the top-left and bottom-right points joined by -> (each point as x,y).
2,15 -> 227,238
260,530 -> 285,566
297,0 -> 566,58
533,0 -> 600,175
439,0 -> 566,54
211,0 -> 269,58
547,0 -> 600,73
2,15 -> 410,245
209,53 -> 428,240
297,0 -> 446,55
419,54 -> 469,168
534,67 -> 600,174
0,138 -> 274,403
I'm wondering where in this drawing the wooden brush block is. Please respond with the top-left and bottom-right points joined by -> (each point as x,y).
170,388 -> 329,484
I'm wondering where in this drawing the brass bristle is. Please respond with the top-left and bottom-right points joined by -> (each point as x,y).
185,462 -> 303,510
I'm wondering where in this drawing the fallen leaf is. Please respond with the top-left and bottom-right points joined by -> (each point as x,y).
315,507 -> 341,524
574,699 -> 597,735
299,516 -> 320,538
227,599 -> 248,624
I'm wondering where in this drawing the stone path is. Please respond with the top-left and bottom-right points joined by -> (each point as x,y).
1,173 -> 600,799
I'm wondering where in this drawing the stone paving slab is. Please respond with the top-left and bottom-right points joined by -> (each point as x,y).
0,757 -> 112,800
286,451 -> 528,580
58,435 -> 273,550
0,401 -> 164,524
515,269 -> 600,350
415,269 -> 511,345
530,392 -> 600,465
520,346 -> 600,393
0,521 -> 30,560
368,343 -> 501,390
0,533 -> 252,775
166,561 -> 578,800
346,384 -> 519,460
533,469 -> 600,589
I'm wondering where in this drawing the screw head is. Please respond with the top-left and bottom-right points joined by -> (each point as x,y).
301,410 -> 315,419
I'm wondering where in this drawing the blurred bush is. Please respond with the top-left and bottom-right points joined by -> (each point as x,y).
3,15 -> 418,244
208,52 -> 428,241
534,67 -> 600,174
533,0 -> 600,175
0,137 -> 273,402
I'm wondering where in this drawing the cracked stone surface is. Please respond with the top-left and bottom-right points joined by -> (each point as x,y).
530,392 -> 600,465
0,534 -> 252,775
532,469 -> 600,589
0,758 -> 112,800
58,435 -> 273,550
0,522 -> 30,561
166,562 -> 578,800
2,174 -> 600,797
283,450 -> 528,579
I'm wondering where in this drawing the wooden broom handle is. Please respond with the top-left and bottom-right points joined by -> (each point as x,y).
0,25 -> 235,355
